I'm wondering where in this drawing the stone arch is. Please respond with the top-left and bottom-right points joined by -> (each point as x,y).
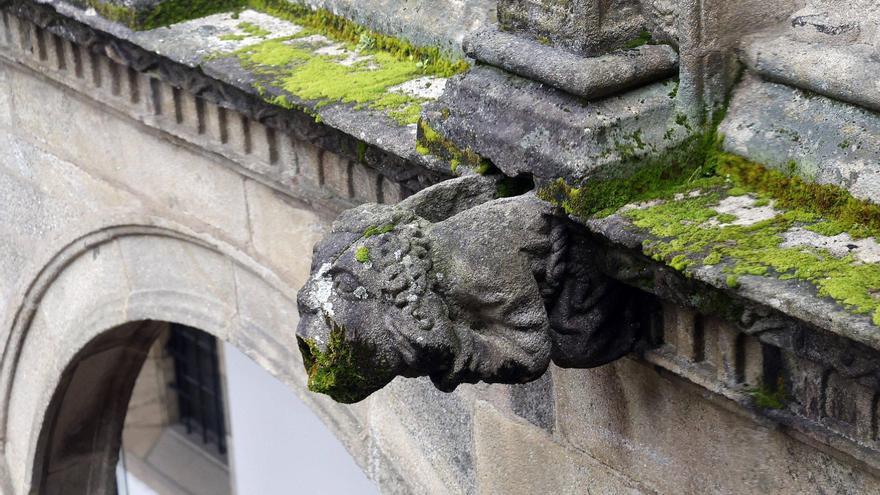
0,223 -> 340,494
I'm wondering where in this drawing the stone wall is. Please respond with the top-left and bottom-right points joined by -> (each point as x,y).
3,1 -> 880,494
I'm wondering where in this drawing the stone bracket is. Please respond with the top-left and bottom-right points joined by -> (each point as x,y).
296,175 -> 644,403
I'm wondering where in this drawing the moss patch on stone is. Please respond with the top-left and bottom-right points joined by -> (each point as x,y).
230,36 -> 432,125
750,377 -> 788,410
538,131 -> 723,218
355,246 -> 370,263
620,158 -> 880,326
364,223 -> 395,238
417,119 -> 492,174
223,2 -> 470,127
298,319 -> 394,404
247,0 -> 468,77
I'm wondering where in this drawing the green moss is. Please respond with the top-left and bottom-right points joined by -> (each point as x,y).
416,120 -> 492,173
363,223 -> 395,238
716,154 -> 880,240
355,246 -> 370,263
725,274 -> 740,288
246,0 -> 468,77
88,0 -> 246,30
219,33 -> 247,41
298,319 -> 394,404
537,131 -> 724,219
623,28 -> 654,49
622,168 -> 880,326
231,37 -> 430,124
750,377 -> 788,410
237,20 -> 271,37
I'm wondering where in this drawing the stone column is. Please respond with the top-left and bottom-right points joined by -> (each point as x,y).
498,0 -> 648,55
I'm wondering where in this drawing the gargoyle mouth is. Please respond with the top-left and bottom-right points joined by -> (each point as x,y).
295,316 -> 396,404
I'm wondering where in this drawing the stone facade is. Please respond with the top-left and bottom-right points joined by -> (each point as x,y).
2,0 -> 880,494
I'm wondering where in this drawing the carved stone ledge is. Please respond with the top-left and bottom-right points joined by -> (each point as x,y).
296,176 -> 645,403
463,26 -> 679,100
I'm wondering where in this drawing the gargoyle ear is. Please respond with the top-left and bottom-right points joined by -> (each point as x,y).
397,175 -> 501,222
310,231 -> 360,271
332,203 -> 398,234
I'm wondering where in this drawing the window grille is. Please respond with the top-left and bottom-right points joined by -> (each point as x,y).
166,324 -> 227,455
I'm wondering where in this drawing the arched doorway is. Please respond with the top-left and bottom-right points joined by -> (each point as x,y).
36,319 -> 377,495
1,227 -> 379,494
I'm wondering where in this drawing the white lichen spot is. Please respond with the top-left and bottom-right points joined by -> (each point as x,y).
180,10 -> 303,51
388,77 -> 448,100
781,228 -> 880,264
353,286 -> 368,300
707,195 -> 780,226
309,262 -> 335,317
619,199 -> 665,212
313,43 -> 373,66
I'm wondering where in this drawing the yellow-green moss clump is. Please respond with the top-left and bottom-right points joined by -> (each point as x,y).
539,132 -> 880,327
234,36 -> 432,124
220,0 -> 469,126
297,319 -> 394,404
355,246 -> 370,263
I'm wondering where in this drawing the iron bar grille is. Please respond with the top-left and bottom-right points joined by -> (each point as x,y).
166,324 -> 228,455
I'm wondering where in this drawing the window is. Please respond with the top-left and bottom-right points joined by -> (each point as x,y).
167,324 -> 228,455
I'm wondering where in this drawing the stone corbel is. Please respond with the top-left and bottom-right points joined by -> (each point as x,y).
296,176 -> 642,403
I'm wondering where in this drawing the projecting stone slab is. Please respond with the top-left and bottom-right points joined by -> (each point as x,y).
421,65 -> 685,182
584,167 -> 880,352
31,2 -> 456,176
463,27 -> 678,100
721,76 -> 880,205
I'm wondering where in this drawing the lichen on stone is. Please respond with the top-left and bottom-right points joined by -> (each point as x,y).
538,120 -> 880,327
618,156 -> 880,327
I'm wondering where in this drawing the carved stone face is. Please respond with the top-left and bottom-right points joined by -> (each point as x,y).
296,206 -> 448,403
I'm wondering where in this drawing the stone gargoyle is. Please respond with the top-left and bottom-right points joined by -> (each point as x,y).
296,175 -> 642,403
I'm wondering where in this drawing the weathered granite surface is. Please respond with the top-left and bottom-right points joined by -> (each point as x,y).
29,1 -> 454,178
497,0 -> 647,56
422,65 -> 684,183
722,76 -> 880,205
298,0 -> 497,58
464,27 -> 678,99
586,182 -> 880,353
296,176 -> 641,402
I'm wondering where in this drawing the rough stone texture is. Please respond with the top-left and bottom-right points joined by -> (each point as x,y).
587,188 -> 880,354
464,27 -> 678,99
497,0 -> 647,56
742,36 -> 880,113
422,65 -> 684,183
554,360 -> 880,494
474,400 -> 649,494
674,0 -> 800,121
297,176 -> 642,402
299,0 -> 497,57
7,0 -> 880,493
721,76 -> 880,206
20,1 -> 451,183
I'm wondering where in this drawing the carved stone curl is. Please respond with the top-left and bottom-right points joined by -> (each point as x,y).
296,176 -> 641,403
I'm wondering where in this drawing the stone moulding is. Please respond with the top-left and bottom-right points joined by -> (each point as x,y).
296,175 -> 645,403
463,26 -> 679,100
